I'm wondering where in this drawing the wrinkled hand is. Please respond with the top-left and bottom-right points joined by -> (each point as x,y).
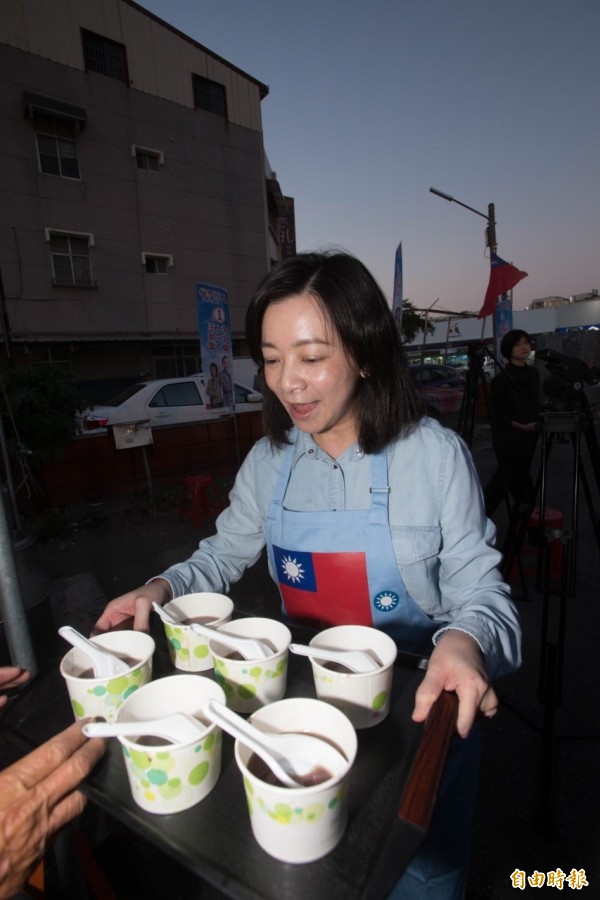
0,667 -> 31,709
0,722 -> 105,900
411,630 -> 498,738
92,578 -> 172,634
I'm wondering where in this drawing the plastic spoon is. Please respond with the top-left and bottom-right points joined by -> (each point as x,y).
82,712 -> 207,745
288,642 -> 380,674
203,699 -> 347,788
58,626 -> 130,678
152,602 -> 272,660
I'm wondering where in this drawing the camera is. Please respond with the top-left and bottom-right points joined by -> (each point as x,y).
538,348 -> 600,411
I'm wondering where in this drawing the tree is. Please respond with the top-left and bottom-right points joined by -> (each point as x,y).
0,366 -> 84,466
396,300 -> 434,344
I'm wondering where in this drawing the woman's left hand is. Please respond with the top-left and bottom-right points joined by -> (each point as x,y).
411,630 -> 498,738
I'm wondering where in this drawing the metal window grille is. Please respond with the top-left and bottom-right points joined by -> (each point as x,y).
193,75 -> 227,117
34,116 -> 80,178
50,234 -> 93,286
82,30 -> 128,83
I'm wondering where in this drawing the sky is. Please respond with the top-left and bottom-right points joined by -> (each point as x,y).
141,0 -> 599,315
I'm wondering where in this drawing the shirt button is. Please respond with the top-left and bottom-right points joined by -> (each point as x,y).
333,464 -> 338,469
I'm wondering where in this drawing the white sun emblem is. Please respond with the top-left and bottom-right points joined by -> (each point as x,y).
281,555 -> 305,584
374,591 -> 400,612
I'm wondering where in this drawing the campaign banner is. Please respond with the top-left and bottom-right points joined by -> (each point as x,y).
196,282 -> 234,410
392,242 -> 403,338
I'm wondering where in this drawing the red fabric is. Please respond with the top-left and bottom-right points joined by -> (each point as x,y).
478,253 -> 528,318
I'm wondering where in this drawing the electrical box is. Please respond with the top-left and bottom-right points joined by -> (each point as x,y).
112,420 -> 153,450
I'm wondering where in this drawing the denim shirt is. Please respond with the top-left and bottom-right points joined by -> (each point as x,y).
159,419 -> 521,678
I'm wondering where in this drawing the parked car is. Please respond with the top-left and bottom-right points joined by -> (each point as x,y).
409,364 -> 465,415
76,375 -> 261,434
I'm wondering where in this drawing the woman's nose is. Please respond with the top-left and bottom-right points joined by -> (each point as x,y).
279,360 -> 304,392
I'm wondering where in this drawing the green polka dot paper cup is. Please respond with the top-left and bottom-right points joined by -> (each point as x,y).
116,674 -> 226,814
210,617 -> 291,714
235,697 -> 357,863
162,593 -> 234,672
60,631 -> 155,723
308,625 -> 397,729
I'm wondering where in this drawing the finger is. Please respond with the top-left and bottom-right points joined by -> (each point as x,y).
411,672 -> 444,723
0,667 -> 30,690
0,723 -> 102,802
132,600 -> 152,633
91,609 -> 134,635
455,692 -> 479,738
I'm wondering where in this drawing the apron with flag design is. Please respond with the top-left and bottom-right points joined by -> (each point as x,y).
265,438 -> 437,653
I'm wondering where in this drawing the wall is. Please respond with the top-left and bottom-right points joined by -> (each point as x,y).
38,411 -> 265,506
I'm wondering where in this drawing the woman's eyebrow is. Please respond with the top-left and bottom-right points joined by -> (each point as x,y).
261,337 -> 330,350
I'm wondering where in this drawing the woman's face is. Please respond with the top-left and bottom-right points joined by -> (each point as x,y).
511,335 -> 532,363
261,293 -> 361,455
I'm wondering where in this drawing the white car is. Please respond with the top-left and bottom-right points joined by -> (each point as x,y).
76,375 -> 262,434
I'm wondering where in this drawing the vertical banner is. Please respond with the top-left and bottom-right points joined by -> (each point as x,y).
279,196 -> 297,259
495,293 -> 513,361
196,282 -> 234,410
392,242 -> 403,339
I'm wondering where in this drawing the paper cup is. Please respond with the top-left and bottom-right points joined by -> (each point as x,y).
60,631 -> 155,723
308,625 -> 397,729
162,593 -> 234,671
235,697 -> 357,863
210,617 -> 291,713
116,674 -> 226,814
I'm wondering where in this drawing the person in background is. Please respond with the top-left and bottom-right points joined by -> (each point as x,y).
94,251 -> 521,900
218,354 -> 234,408
0,667 -> 106,899
483,329 -> 540,517
206,361 -> 223,408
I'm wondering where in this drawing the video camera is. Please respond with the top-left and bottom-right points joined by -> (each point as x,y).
466,340 -> 490,368
537,348 -> 600,411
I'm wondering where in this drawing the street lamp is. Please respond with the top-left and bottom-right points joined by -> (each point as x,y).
421,297 -> 439,363
429,187 -> 497,255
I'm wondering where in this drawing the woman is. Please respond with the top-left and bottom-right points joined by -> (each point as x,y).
95,252 -> 520,899
483,329 -> 540,517
206,361 -> 223,408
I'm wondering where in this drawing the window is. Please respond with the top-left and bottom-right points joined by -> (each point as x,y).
141,253 -> 173,274
153,343 -> 200,378
193,75 -> 227,118
135,149 -> 161,170
28,343 -> 72,374
34,115 -> 80,178
148,382 -> 203,408
82,29 -> 128,83
45,229 -> 95,287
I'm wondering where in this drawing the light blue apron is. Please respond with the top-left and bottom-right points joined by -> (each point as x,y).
265,439 -> 437,654
266,436 -> 477,899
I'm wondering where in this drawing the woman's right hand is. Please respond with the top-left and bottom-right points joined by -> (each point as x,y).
92,578 -> 172,634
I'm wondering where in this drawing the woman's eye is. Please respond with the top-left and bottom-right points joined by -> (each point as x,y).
263,358 -> 277,367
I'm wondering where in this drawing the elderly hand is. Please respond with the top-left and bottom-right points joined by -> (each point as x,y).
92,578 -> 172,634
0,721 -> 105,900
0,667 -> 31,709
411,630 -> 498,738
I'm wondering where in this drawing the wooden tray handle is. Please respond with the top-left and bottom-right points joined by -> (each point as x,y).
397,690 -> 459,831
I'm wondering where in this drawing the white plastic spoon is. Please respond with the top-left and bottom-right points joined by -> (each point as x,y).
58,626 -> 130,678
82,712 -> 207,745
288,642 -> 380,674
203,699 -> 347,788
152,602 -> 272,660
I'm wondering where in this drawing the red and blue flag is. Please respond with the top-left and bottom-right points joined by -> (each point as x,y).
273,545 -> 372,627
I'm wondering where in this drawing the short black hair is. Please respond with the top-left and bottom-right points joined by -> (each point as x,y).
245,251 -> 423,453
500,329 -> 533,361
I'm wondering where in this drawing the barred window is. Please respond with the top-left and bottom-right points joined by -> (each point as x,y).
82,29 -> 128,83
47,232 -> 94,287
141,252 -> 173,274
34,115 -> 80,179
192,74 -> 227,118
133,145 -> 164,170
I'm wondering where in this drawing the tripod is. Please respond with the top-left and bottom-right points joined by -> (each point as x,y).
500,400 -> 600,830
457,343 -> 492,447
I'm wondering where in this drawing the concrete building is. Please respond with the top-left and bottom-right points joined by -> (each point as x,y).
0,0 -> 289,400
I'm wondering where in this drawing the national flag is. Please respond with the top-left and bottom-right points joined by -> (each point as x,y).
478,253 -> 528,319
273,545 -> 372,627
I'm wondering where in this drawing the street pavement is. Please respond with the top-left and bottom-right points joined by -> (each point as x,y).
8,415 -> 600,899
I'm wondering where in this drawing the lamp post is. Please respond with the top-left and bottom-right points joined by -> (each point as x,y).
429,187 -> 503,352
421,297 -> 439,363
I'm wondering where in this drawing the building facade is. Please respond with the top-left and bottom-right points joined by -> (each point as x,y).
0,0 -> 288,400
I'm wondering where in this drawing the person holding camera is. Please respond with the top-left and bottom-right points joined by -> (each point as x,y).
483,329 -> 540,516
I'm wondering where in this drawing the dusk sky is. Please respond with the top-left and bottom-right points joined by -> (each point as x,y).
143,0 -> 599,315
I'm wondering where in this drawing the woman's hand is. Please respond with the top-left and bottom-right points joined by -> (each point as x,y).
92,578 -> 172,634
0,722 -> 105,900
411,630 -> 498,738
0,667 -> 31,709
